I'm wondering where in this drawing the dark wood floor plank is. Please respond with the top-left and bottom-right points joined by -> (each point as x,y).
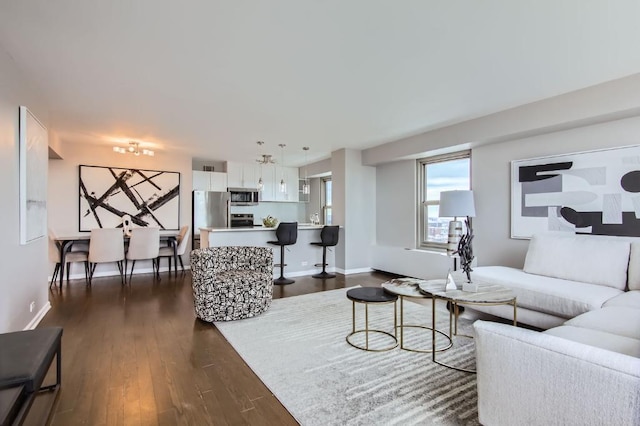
35,269 -> 392,425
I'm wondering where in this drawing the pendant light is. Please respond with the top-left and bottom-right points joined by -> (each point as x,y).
256,141 -> 265,191
278,143 -> 287,193
302,147 -> 310,195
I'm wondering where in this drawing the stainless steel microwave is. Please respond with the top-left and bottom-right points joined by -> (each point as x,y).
228,188 -> 259,206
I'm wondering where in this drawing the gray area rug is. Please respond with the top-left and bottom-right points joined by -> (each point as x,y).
215,287 -> 479,426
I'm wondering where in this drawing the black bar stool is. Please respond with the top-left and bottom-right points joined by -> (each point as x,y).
311,225 -> 339,278
267,222 -> 298,285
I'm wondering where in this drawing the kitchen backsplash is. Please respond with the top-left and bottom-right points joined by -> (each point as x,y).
230,202 -> 307,224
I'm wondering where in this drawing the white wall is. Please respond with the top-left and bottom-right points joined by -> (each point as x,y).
0,47 -> 50,332
372,74 -> 640,277
373,160 -> 453,279
474,115 -> 640,268
48,141 -> 193,278
332,149 -> 376,272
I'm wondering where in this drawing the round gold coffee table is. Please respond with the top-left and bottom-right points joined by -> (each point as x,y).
381,278 -> 452,353
419,273 -> 517,373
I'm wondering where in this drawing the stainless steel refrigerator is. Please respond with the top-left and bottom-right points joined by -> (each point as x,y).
192,191 -> 230,249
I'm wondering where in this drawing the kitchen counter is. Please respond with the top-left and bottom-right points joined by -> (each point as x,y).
198,225 -> 342,278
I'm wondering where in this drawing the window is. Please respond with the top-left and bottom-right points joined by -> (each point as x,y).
322,178 -> 332,224
418,151 -> 470,249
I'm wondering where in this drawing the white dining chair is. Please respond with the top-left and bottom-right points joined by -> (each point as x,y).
126,227 -> 160,283
49,229 -> 89,287
88,228 -> 126,285
158,225 -> 190,275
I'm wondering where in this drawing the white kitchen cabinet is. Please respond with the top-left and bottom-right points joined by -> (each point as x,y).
192,171 -> 228,192
225,162 -> 299,202
259,164 -> 277,201
269,166 -> 299,202
226,161 -> 260,189
286,167 -> 300,202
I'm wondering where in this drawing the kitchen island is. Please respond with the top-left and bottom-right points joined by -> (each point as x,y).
199,225 -> 342,278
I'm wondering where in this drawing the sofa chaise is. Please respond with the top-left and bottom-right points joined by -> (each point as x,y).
470,232 -> 640,425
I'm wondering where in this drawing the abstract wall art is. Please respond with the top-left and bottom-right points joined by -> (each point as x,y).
79,165 -> 180,231
511,145 -> 640,239
19,106 -> 48,245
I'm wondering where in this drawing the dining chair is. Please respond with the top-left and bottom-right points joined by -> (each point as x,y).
126,227 -> 160,283
88,228 -> 126,285
158,225 -> 190,275
49,229 -> 89,287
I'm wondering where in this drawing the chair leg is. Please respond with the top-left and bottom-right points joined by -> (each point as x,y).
313,246 -> 336,279
84,261 -> 89,285
274,245 -> 294,285
128,260 -> 136,284
89,263 -> 96,285
178,256 -> 185,272
50,263 -> 61,288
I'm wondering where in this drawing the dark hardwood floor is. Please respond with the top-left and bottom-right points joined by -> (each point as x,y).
35,269 -> 392,425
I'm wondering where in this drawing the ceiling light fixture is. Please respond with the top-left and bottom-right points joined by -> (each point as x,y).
255,141 -> 269,191
278,143 -> 287,193
302,147 -> 310,195
113,141 -> 154,156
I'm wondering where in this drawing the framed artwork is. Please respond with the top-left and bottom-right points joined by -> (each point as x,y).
511,145 -> 640,239
19,106 -> 48,245
79,165 -> 180,231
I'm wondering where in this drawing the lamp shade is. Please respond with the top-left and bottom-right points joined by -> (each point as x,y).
439,190 -> 476,217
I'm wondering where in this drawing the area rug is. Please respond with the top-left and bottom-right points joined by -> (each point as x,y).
215,288 -> 479,426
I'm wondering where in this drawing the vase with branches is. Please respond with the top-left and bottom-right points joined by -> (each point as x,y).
455,217 -> 474,282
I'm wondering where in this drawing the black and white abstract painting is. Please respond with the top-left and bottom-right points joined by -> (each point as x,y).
511,145 -> 640,239
79,165 -> 180,231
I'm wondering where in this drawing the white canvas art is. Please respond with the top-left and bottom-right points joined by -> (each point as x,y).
19,106 -> 48,245
79,165 -> 180,231
511,145 -> 640,239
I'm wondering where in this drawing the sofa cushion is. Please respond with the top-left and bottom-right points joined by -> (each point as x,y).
544,325 -> 640,358
602,291 -> 640,310
564,307 -> 640,340
472,266 -> 622,319
523,233 -> 630,290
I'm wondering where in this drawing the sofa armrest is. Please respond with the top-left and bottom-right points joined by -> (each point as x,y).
474,321 -> 640,426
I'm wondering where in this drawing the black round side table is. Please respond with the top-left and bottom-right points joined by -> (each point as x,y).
346,287 -> 398,352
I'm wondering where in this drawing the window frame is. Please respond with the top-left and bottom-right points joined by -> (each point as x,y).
321,177 -> 332,225
417,150 -> 471,250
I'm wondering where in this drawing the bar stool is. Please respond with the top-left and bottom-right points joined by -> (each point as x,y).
267,222 -> 298,285
310,225 -> 339,278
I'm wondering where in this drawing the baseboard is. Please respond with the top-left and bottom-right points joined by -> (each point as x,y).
272,268 -> 335,278
335,267 -> 373,275
50,264 -> 191,281
23,302 -> 51,330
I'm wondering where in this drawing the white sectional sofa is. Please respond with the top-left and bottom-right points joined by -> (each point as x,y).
471,233 -> 640,425
470,232 -> 637,330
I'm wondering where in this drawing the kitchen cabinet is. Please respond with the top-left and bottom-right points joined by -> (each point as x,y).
226,161 -> 259,189
193,171 -> 227,192
225,162 -> 299,202
259,164 -> 277,201
258,165 -> 299,202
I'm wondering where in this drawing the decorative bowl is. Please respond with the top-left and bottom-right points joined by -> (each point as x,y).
263,215 -> 278,228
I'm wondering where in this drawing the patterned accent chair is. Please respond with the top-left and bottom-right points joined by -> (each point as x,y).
190,246 -> 274,322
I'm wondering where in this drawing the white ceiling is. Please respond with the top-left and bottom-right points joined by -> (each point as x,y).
2,1 -> 640,166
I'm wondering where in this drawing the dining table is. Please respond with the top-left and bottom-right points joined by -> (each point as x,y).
54,230 -> 180,287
